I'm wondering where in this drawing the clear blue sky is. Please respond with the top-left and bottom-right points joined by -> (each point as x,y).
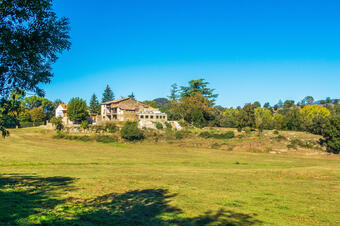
43,0 -> 340,107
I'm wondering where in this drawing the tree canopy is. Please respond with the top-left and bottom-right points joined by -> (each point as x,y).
0,0 -> 70,137
102,85 -> 115,103
67,98 -> 88,122
180,79 -> 218,104
89,94 -> 100,114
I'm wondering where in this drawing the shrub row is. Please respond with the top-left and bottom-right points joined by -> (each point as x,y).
53,132 -> 118,143
200,131 -> 235,139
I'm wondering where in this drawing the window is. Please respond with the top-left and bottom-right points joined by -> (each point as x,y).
140,115 -> 144,119
145,115 -> 149,119
151,115 -> 154,119
156,116 -> 159,119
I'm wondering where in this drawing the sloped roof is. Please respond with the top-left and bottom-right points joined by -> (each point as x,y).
59,104 -> 68,110
101,97 -> 131,105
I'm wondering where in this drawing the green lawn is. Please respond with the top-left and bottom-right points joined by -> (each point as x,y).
0,128 -> 339,225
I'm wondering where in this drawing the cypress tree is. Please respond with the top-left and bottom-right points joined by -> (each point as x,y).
102,85 -> 115,103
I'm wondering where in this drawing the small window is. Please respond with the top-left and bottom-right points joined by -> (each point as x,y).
156,116 -> 159,119
163,116 -> 166,119
145,115 -> 149,119
140,115 -> 144,119
150,115 -> 154,119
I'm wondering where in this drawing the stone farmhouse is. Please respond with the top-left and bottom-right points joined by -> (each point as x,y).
101,97 -> 167,122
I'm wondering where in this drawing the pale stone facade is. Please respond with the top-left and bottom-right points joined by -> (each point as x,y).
101,98 -> 167,122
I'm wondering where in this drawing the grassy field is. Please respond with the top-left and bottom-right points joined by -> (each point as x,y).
0,128 -> 340,225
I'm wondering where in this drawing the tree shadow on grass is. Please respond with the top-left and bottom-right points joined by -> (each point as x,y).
0,174 -> 75,224
0,174 -> 261,225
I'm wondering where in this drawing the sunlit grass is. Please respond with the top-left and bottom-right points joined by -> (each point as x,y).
0,128 -> 339,225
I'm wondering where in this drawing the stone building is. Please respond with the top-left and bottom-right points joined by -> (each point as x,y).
101,97 -> 167,122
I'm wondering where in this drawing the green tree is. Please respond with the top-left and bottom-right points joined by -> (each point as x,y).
121,121 -> 144,141
168,83 -> 179,101
170,93 -> 214,127
102,85 -> 115,103
253,101 -> 261,108
50,116 -> 64,131
283,100 -> 295,108
321,115 -> 340,154
180,79 -> 218,104
29,107 -> 46,125
143,101 -> 157,108
53,99 -> 64,109
22,96 -> 54,120
254,108 -> 273,133
67,98 -> 89,122
273,113 -> 284,130
89,94 -> 100,114
223,108 -> 239,128
263,102 -> 271,109
302,96 -> 314,106
300,105 -> 330,130
236,104 -> 257,129
128,92 -> 135,100
282,109 -> 301,131
0,0 -> 70,137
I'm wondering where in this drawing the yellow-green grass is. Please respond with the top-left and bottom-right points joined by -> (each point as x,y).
0,128 -> 339,225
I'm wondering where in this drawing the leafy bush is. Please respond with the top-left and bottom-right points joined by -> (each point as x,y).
93,125 -> 105,133
155,122 -> 163,130
104,122 -> 117,133
81,120 -> 89,131
20,121 -> 44,128
120,121 -> 144,141
175,131 -> 184,140
200,131 -> 235,139
273,130 -> 279,135
320,115 -> 340,154
95,135 -> 118,143
165,121 -> 172,129
50,116 -> 64,131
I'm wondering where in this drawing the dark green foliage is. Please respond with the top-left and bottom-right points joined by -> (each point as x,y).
121,122 -> 144,141
306,115 -> 328,135
81,121 -> 89,130
67,98 -> 89,122
263,102 -> 271,109
50,116 -> 64,131
102,85 -> 115,103
200,131 -> 235,139
180,79 -> 218,103
53,132 -> 117,143
282,109 -> 301,131
105,122 -> 118,133
253,101 -> 261,108
153,98 -> 170,109
128,92 -> 135,100
321,115 -> 340,154
236,104 -> 257,129
95,135 -> 118,143
283,100 -> 295,108
175,131 -> 184,140
89,94 -> 100,114
191,109 -> 205,128
168,83 -> 180,101
273,130 -> 279,135
0,0 -> 71,97
155,122 -> 163,130
302,96 -> 314,106
165,121 -> 172,129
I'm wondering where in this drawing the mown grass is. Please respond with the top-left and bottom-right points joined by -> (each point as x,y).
0,128 -> 339,225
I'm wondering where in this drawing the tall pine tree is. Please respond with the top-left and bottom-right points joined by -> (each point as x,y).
102,85 -> 115,103
89,94 -> 100,114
